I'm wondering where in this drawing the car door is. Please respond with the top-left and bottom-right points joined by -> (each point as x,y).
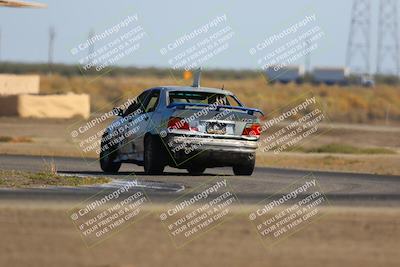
132,89 -> 160,161
120,89 -> 160,161
118,90 -> 151,158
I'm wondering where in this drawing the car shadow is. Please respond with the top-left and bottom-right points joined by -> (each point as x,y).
59,170 -> 232,177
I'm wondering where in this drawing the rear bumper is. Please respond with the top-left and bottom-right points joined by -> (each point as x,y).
165,134 -> 258,167
167,134 -> 258,153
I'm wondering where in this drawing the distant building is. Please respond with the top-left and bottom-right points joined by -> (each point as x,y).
265,65 -> 305,84
312,67 -> 350,85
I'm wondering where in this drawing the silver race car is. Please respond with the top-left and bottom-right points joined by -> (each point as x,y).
100,70 -> 263,175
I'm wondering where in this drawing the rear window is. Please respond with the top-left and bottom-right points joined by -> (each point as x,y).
168,91 -> 241,106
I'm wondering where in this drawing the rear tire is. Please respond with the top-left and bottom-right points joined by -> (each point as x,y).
187,166 -> 206,175
232,155 -> 255,176
100,133 -> 121,173
144,136 -> 165,175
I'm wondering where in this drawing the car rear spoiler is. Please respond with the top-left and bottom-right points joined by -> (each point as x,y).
167,102 -> 264,116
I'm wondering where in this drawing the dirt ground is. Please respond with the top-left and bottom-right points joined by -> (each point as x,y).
256,153 -> 400,176
0,203 -> 399,267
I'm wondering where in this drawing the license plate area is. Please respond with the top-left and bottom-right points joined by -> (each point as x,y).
206,122 -> 226,134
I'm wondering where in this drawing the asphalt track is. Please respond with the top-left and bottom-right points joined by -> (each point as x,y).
0,154 -> 399,206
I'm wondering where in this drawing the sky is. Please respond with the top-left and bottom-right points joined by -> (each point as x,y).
0,0 -> 390,72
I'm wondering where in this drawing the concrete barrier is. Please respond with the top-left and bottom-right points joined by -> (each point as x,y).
0,74 -> 40,95
0,93 -> 90,119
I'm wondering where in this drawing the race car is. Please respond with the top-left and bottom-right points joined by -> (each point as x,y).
100,70 -> 263,175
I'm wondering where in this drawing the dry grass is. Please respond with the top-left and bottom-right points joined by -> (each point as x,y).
0,136 -> 33,143
0,169 -> 110,188
41,157 -> 58,175
294,143 -> 396,154
40,74 -> 400,124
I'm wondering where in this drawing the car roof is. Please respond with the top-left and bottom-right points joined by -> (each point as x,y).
156,86 -> 234,95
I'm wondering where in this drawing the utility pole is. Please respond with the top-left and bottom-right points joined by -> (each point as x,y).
377,0 -> 400,76
48,26 -> 55,72
346,0 -> 371,75
304,38 -> 311,74
0,27 -> 2,62
88,29 -> 95,68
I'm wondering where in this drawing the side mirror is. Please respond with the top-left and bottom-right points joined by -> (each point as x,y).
113,107 -> 124,117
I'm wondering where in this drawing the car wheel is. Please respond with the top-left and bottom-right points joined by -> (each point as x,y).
144,135 -> 165,175
100,133 -> 121,173
187,166 -> 206,175
232,155 -> 255,176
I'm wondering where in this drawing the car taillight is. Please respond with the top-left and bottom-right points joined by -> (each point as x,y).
168,117 -> 190,130
242,123 -> 261,137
